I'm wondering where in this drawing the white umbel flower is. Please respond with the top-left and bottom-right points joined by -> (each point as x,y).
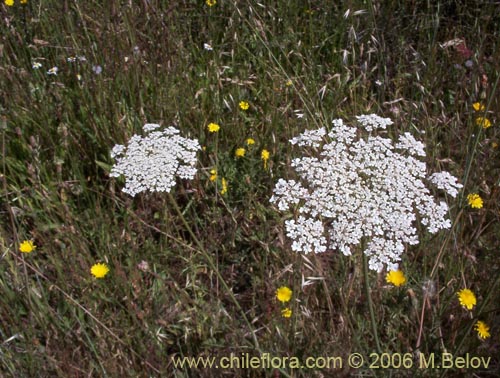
271,115 -> 462,272
110,124 -> 200,196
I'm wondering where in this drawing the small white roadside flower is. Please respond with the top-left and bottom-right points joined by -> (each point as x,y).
47,66 -> 58,75
110,124 -> 200,197
32,62 -> 42,69
271,114 -> 462,272
203,43 -> 213,51
67,56 -> 77,63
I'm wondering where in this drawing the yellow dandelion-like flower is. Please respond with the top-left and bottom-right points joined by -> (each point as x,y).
205,0 -> 216,6
281,308 -> 292,318
285,79 -> 293,87
235,147 -> 245,157
209,169 -> 217,182
475,321 -> 491,340
276,286 -> 292,303
19,240 -> 36,254
467,193 -> 483,209
386,270 -> 406,287
20,0 -> 27,4
492,142 -> 498,149
91,263 -> 110,279
221,177 -> 228,195
239,101 -> 249,111
246,138 -> 255,146
261,149 -> 270,169
472,102 -> 485,112
207,123 -> 220,133
457,288 -> 476,310
476,117 -> 491,129
5,0 -> 14,6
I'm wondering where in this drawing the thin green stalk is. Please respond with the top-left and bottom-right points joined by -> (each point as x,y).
362,251 -> 382,354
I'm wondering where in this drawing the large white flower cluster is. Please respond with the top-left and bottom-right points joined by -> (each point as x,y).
270,115 -> 463,272
110,123 -> 200,196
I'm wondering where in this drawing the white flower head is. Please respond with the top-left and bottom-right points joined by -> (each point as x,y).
271,115 -> 462,272
428,171 -> 463,198
356,114 -> 393,132
32,62 -> 42,69
110,124 -> 200,196
47,66 -> 58,75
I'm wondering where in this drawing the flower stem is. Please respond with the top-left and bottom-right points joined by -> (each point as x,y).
362,251 -> 382,354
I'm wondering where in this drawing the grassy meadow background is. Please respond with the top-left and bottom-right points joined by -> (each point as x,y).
1,0 -> 499,377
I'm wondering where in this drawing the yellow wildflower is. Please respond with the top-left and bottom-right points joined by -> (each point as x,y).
209,169 -> 217,182
281,308 -> 292,318
246,138 -> 255,146
221,177 -> 228,195
207,123 -> 220,133
205,0 -> 216,6
386,270 -> 406,287
472,102 -> 485,112
5,0 -> 14,6
457,288 -> 476,310
235,148 -> 245,158
19,240 -> 36,254
475,321 -> 491,340
261,149 -> 270,169
476,117 -> 491,129
20,0 -> 27,3
276,286 -> 292,303
467,193 -> 483,209
91,263 -> 110,279
239,101 -> 249,111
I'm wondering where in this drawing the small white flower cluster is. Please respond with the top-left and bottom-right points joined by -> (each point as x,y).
110,124 -> 200,197
356,114 -> 393,132
270,115 -> 462,272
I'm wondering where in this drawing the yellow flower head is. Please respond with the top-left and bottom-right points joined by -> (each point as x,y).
20,0 -> 27,3
5,0 -> 14,6
285,79 -> 293,87
19,240 -> 36,254
246,138 -> 255,146
209,169 -> 217,182
221,177 -> 228,195
235,147 -> 245,158
475,320 -> 491,340
457,288 -> 476,310
467,193 -> 483,209
261,149 -> 270,169
276,286 -> 292,303
472,102 -> 485,112
281,308 -> 292,318
239,101 -> 249,111
386,270 -> 406,287
207,122 -> 220,133
205,0 -> 216,6
91,263 -> 110,279
476,117 -> 491,129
